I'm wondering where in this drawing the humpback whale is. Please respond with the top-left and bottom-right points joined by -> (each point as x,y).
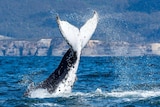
26,11 -> 98,96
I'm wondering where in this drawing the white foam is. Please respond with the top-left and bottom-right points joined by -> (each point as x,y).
28,88 -> 49,98
0,35 -> 13,40
34,102 -> 64,107
93,88 -> 160,103
28,87 -> 160,100
28,88 -> 73,98
105,90 -> 160,99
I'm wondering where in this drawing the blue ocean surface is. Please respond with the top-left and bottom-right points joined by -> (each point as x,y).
0,56 -> 160,107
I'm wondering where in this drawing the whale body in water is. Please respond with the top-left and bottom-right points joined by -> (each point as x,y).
25,11 -> 99,96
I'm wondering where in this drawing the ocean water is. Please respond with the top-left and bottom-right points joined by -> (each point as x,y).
1,56 -> 160,107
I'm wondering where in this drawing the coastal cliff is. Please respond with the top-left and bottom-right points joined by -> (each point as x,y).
0,38 -> 155,56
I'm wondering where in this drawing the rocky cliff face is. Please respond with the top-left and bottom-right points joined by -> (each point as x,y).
0,39 -> 52,56
0,39 -> 153,56
0,38 -> 106,56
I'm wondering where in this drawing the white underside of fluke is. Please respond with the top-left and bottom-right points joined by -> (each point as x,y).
57,11 -> 99,52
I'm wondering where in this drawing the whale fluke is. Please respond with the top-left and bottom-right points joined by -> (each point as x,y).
57,11 -> 99,52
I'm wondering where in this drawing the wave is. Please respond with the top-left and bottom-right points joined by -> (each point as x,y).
33,103 -> 63,107
27,87 -> 160,101
105,90 -> 160,98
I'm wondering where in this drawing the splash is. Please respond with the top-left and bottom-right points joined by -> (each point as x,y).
106,90 -> 160,98
27,87 -> 160,102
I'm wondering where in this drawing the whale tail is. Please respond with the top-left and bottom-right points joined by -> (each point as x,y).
57,11 -> 99,52
24,11 -> 99,97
